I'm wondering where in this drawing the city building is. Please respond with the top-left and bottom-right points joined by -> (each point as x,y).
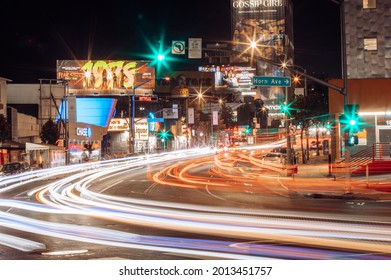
329,0 -> 391,160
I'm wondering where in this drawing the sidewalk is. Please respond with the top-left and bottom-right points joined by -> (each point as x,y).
295,153 -> 331,178
285,153 -> 391,201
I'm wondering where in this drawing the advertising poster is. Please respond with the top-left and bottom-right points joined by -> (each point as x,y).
198,65 -> 256,92
155,71 -> 214,98
57,60 -> 155,95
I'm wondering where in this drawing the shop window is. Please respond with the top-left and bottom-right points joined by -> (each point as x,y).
363,0 -> 376,9
364,38 -> 377,51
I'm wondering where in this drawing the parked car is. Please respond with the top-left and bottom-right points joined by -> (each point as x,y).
310,141 -> 323,150
262,152 -> 286,165
271,146 -> 296,155
0,162 -> 30,176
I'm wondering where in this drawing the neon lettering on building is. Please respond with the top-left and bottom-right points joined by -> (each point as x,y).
232,0 -> 283,8
76,127 -> 92,137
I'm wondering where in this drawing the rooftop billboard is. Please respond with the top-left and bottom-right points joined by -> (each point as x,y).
231,0 -> 288,58
57,60 -> 155,95
155,71 -> 214,97
198,65 -> 256,92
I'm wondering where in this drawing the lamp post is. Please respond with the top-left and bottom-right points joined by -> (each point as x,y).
128,79 -> 154,154
281,63 -> 293,176
291,66 -> 308,96
284,62 -> 313,162
193,93 -> 222,147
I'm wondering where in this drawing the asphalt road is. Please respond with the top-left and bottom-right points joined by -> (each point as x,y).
1,148 -> 390,260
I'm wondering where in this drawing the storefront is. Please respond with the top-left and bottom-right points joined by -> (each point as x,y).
0,140 -> 26,165
25,142 -> 66,168
68,123 -> 106,163
107,118 -> 159,154
329,78 -> 391,160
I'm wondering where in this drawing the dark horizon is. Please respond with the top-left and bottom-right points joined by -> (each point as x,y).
0,0 -> 341,83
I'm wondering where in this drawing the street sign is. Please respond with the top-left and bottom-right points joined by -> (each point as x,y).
188,38 -> 202,59
172,41 -> 185,55
147,118 -> 164,122
253,76 -> 291,87
135,96 -> 158,102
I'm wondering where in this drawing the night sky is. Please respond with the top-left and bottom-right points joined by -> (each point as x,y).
0,0 -> 341,83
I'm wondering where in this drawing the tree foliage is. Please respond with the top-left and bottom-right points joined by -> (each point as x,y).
291,92 -> 329,128
220,104 -> 236,129
291,91 -> 329,162
40,118 -> 60,145
0,114 -> 10,143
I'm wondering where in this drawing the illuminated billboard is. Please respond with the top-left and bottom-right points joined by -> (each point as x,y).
57,97 -> 117,128
57,60 -> 155,95
155,71 -> 214,97
231,0 -> 294,103
198,65 -> 256,92
231,0 -> 291,57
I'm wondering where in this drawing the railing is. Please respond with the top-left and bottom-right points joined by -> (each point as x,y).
339,142 -> 391,169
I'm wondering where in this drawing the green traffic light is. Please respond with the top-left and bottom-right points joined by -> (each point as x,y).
157,129 -> 172,141
157,54 -> 165,61
340,104 -> 363,134
278,100 -> 295,116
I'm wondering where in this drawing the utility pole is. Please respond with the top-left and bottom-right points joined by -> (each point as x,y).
128,79 -> 155,154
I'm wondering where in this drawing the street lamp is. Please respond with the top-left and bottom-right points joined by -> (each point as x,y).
193,92 -> 222,146
282,62 -> 308,96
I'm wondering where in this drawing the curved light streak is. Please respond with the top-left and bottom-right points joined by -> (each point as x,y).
1,147 -> 390,259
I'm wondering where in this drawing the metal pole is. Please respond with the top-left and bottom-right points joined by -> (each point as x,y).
284,68 -> 292,176
304,68 -> 308,96
64,82 -> 70,165
210,102 -> 214,146
339,0 -> 352,194
128,88 -> 135,154
131,86 -> 136,154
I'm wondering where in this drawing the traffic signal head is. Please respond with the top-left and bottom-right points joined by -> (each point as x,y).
279,100 -> 295,116
346,134 -> 358,147
157,53 -> 165,61
340,104 -> 362,133
245,126 -> 252,135
157,129 -> 172,141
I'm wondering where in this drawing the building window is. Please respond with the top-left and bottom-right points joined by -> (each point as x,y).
363,0 -> 376,9
364,38 -> 377,51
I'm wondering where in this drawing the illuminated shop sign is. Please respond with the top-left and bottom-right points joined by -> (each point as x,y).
76,127 -> 91,137
57,60 -> 155,95
108,118 -> 155,140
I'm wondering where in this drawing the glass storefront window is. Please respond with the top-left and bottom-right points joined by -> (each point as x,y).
364,38 -> 377,51
363,0 -> 376,9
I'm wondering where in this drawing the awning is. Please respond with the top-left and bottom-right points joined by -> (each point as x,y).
0,140 -> 25,149
26,142 -> 50,151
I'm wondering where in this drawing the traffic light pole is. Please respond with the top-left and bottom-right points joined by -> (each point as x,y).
283,67 -> 293,177
339,0 -> 352,194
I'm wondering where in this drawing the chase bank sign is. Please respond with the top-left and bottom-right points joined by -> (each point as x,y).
76,127 -> 91,138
